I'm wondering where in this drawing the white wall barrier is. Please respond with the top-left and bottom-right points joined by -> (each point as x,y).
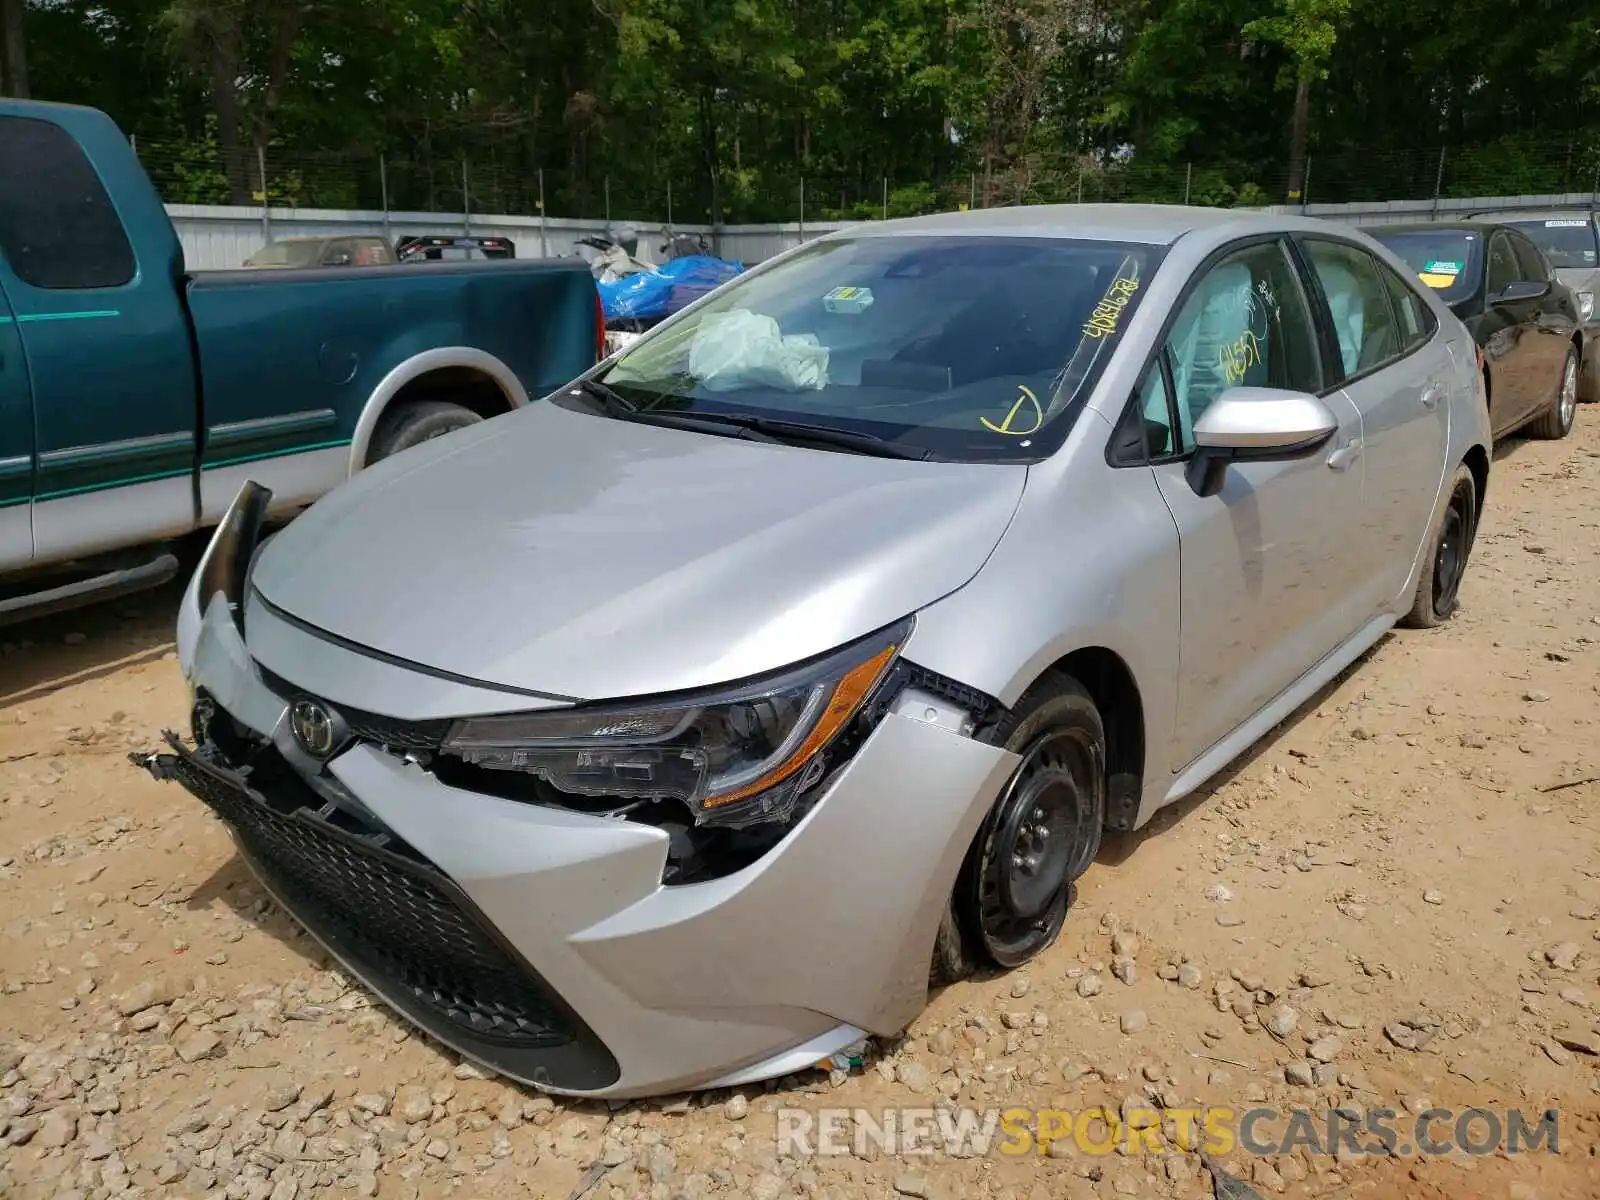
169,191 -> 1598,272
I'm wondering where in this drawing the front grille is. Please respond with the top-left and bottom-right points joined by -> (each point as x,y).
256,668 -> 451,751
169,741 -> 571,1048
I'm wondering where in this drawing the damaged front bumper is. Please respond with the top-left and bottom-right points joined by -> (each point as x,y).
139,483 -> 1020,1099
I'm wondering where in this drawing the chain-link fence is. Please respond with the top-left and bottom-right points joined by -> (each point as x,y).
130,131 -> 1600,227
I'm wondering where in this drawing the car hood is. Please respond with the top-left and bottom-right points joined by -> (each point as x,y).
1556,266 -> 1600,296
250,400 -> 1027,702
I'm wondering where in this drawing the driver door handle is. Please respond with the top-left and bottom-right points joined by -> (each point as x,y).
1326,439 -> 1363,472
1421,384 -> 1444,411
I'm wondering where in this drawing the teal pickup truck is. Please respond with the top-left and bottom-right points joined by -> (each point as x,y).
0,100 -> 602,624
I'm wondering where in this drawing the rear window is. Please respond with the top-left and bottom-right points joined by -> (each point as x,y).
595,234 -> 1166,463
1369,229 -> 1482,302
1501,218 -> 1598,270
0,116 -> 136,290
248,241 -> 326,268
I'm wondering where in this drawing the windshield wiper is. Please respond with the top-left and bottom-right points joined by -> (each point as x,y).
574,376 -> 639,416
689,413 -> 935,460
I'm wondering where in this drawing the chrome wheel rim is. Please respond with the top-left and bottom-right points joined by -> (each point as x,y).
1560,354 -> 1578,428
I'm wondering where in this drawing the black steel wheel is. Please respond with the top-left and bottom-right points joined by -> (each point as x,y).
932,671 -> 1106,983
1402,464 -> 1478,629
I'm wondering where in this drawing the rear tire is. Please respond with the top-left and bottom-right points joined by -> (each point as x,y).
930,671 -> 1106,985
368,400 -> 484,464
1401,464 -> 1477,629
1527,346 -> 1578,441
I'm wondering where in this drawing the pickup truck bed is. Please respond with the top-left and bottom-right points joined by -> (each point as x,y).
0,99 -> 601,622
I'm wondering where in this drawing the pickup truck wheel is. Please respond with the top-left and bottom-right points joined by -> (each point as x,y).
368,400 -> 484,464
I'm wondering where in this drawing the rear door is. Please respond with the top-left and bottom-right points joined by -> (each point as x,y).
0,280 -> 30,570
1509,230 -> 1579,403
0,113 -> 198,561
1298,236 -> 1451,616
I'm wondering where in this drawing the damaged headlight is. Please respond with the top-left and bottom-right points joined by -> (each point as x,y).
441,618 -> 911,827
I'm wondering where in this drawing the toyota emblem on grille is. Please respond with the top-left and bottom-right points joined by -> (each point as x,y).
290,699 -> 337,758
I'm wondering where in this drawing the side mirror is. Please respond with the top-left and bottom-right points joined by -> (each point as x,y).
1185,387 -> 1339,499
1491,279 -> 1550,306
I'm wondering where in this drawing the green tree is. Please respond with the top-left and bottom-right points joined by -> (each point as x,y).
1243,0 -> 1351,202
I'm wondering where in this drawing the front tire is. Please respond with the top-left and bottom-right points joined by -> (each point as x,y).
1528,346 -> 1578,441
930,671 -> 1106,985
368,400 -> 484,464
1401,464 -> 1477,629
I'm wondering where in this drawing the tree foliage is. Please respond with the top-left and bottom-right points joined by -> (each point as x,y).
10,0 -> 1600,215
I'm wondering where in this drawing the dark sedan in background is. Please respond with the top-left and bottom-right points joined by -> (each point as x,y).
1371,222 -> 1583,441
1470,209 -> 1600,402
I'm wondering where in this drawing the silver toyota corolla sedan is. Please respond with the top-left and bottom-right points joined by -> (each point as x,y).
143,205 -> 1492,1100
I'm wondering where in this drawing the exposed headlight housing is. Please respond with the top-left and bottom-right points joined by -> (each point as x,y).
442,619 -> 911,828
1580,291 -> 1594,321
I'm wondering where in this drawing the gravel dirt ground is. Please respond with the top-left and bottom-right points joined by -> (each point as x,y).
3,416 -> 1600,1200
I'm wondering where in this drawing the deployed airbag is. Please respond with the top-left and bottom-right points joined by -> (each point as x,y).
688,310 -> 830,392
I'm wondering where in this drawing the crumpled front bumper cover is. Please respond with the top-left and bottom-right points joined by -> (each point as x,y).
144,485 -> 1020,1098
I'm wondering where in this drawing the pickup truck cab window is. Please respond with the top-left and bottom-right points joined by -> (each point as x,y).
0,116 -> 136,290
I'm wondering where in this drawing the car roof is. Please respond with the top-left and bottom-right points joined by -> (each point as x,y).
1366,221 -> 1503,237
1465,209 -> 1595,223
824,203 -> 1272,247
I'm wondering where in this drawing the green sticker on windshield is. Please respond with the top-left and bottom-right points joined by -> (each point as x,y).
1424,260 -> 1462,275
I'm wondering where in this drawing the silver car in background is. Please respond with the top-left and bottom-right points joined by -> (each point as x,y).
144,205 -> 1492,1100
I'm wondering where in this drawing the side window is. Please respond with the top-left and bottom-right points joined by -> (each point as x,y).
0,116 -> 136,290
1486,233 -> 1518,295
1302,240 -> 1401,376
1163,241 -> 1322,448
1374,258 -> 1436,351
322,240 -> 356,267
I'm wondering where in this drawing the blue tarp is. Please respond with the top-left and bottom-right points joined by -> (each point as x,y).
598,255 -> 745,322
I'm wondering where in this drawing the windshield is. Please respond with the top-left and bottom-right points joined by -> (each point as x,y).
1502,218 -> 1598,270
593,234 -> 1165,462
248,241 -> 324,268
1370,229 -> 1482,302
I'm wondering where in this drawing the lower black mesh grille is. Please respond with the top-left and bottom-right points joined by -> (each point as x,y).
169,742 -> 572,1048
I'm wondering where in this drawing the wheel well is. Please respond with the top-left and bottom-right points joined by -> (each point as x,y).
387,366 -> 514,424
1048,647 -> 1145,832
1462,443 -> 1489,521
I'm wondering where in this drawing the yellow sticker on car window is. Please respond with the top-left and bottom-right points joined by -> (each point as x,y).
982,384 -> 1044,436
1419,272 -> 1455,289
1082,274 -> 1141,339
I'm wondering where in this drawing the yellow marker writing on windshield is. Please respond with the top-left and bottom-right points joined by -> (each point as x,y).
982,384 -> 1044,436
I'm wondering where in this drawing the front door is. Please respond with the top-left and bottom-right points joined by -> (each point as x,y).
1144,238 -> 1368,769
1298,236 -> 1452,616
0,280 -> 30,571
1479,229 -> 1544,434
0,112 -> 198,563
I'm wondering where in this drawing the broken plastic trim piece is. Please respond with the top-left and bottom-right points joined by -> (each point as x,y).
197,481 -> 273,623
